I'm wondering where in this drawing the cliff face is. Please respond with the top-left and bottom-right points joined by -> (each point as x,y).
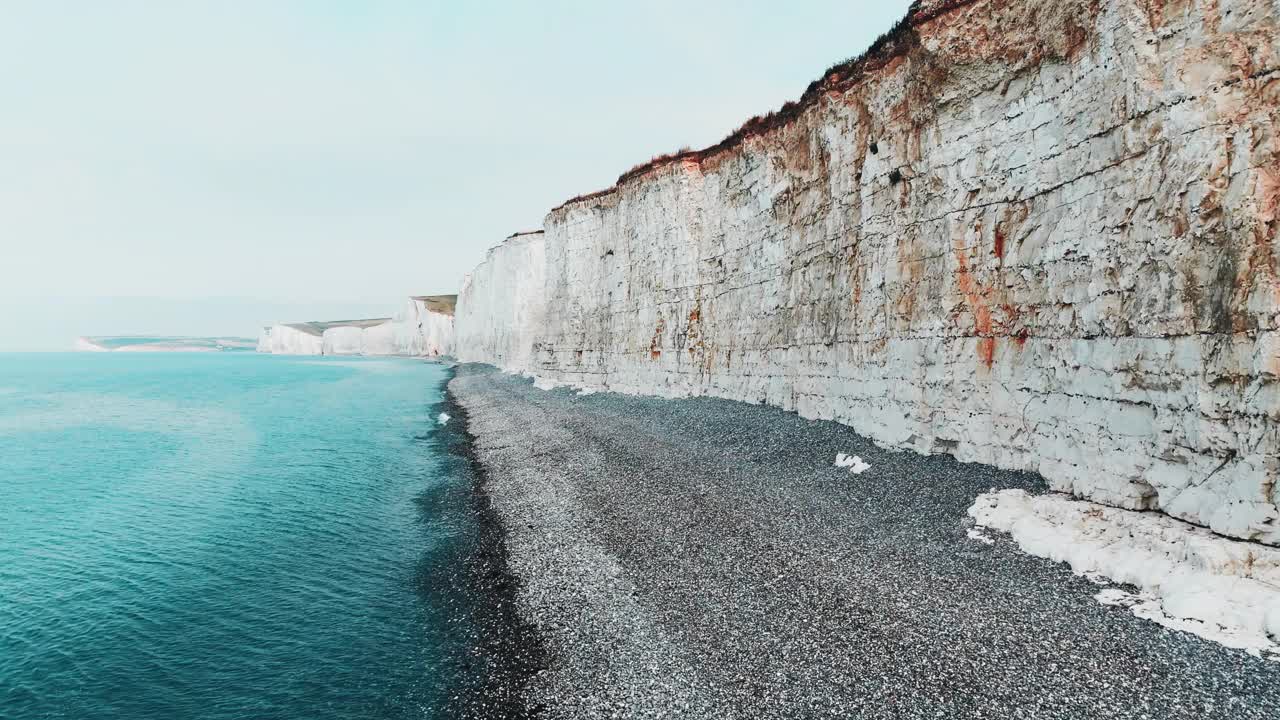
258,296 -> 456,357
399,295 -> 457,357
455,233 -> 547,369
258,324 -> 325,355
455,0 -> 1280,544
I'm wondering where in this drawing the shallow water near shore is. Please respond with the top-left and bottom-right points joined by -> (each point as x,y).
0,353 -> 490,719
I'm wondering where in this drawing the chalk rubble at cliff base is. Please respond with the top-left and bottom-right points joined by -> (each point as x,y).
970,489 -> 1280,659
452,366 -> 1280,719
516,367 -> 1280,659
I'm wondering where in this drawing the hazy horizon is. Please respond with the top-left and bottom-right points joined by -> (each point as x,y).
1,1 -> 913,349
0,296 -> 408,351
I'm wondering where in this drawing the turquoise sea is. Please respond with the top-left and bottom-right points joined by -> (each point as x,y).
0,353 -> 493,719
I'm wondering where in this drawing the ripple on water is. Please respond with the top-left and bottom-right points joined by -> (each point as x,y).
0,353 -> 481,720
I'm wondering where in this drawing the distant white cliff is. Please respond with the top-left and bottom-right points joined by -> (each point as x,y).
77,336 -> 257,352
257,295 -> 455,358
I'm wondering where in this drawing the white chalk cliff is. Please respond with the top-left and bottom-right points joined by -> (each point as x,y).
970,489 -> 1280,658
454,0 -> 1280,546
258,296 -> 456,357
455,232 -> 547,370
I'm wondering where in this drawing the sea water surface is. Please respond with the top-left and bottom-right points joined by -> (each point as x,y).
0,353 -> 482,719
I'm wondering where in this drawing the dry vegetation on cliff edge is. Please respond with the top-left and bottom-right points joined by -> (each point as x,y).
551,0 -> 978,212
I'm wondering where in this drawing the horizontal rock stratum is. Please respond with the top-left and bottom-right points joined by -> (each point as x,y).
456,0 -> 1280,544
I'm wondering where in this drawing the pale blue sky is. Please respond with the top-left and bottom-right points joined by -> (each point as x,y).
0,1 -> 912,349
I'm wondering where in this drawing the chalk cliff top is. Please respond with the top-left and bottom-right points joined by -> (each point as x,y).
410,294 -> 458,316
548,0 -> 1025,215
477,231 -> 546,267
281,319 -> 392,337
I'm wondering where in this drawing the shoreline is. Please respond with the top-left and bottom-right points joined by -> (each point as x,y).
434,368 -> 546,719
451,363 -> 1280,719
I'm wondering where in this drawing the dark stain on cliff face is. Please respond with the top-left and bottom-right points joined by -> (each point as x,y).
954,235 -> 997,369
847,232 -> 867,324
1185,193 -> 1279,334
1188,238 -> 1240,334
1172,207 -> 1190,238
687,310 -> 703,352
649,317 -> 666,361
977,337 -> 997,368
773,120 -> 835,227
1143,0 -> 1166,30
771,187 -> 798,222
1063,15 -> 1091,58
1235,225 -> 1280,333
681,288 -> 715,373
993,201 -> 1031,265
895,229 -> 928,329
